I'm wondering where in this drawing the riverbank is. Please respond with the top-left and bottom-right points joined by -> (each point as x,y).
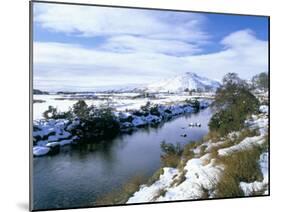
125,105 -> 268,203
32,99 -> 209,156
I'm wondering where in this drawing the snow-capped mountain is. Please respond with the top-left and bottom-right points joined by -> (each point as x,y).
146,72 -> 221,93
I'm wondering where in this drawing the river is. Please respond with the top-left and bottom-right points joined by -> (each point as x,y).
33,107 -> 212,210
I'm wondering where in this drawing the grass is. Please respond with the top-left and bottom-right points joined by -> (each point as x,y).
160,141 -> 183,168
234,128 -> 260,144
203,131 -> 222,142
147,168 -> 164,186
95,175 -> 147,206
214,145 -> 265,198
161,153 -> 181,168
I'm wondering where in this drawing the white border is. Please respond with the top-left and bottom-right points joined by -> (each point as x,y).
0,0 -> 280,212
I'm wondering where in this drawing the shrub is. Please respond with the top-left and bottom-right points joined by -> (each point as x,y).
251,72 -> 268,92
209,73 -> 259,136
185,99 -> 200,112
150,104 -> 160,116
160,141 -> 183,168
71,100 -> 120,140
140,101 -> 151,112
42,106 -> 72,119
72,100 -> 89,119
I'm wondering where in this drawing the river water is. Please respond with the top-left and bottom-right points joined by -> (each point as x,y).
33,107 -> 212,210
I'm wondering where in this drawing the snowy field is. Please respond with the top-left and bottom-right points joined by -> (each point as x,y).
33,93 -> 212,120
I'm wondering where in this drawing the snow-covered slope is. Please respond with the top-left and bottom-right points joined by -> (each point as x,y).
147,72 -> 221,93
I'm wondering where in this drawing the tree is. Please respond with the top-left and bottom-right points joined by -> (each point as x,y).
251,72 -> 268,91
72,100 -> 89,119
209,73 -> 259,136
42,105 -> 72,119
43,106 -> 57,119
71,100 -> 120,140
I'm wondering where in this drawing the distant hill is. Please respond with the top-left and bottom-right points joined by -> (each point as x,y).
146,72 -> 221,93
33,89 -> 49,95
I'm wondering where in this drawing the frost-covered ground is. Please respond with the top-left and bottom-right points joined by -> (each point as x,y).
127,106 -> 269,203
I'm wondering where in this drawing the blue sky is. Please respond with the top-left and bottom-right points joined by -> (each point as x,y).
33,2 -> 269,91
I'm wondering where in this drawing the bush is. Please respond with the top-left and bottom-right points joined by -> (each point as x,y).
160,141 -> 183,168
150,104 -> 160,116
251,72 -> 268,91
75,104 -> 120,140
42,106 -> 72,119
185,99 -> 200,112
209,73 -> 259,136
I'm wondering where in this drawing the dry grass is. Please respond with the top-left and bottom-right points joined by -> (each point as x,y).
147,168 -> 164,186
234,128 -> 260,144
152,188 -> 167,200
214,145 -> 264,198
203,131 -> 222,142
161,154 -> 181,168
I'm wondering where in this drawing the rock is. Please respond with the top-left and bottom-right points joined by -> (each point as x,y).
33,146 -> 50,156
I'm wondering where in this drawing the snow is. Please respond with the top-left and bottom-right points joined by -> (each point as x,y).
33,118 -> 79,156
218,115 -> 268,156
33,96 -> 210,157
131,116 -> 147,127
259,105 -> 268,114
33,146 -> 50,156
59,139 -> 73,146
127,113 -> 268,203
33,93 -> 211,120
127,154 -> 222,203
147,72 -> 220,93
240,152 -> 268,196
218,135 -> 264,156
127,168 -> 179,203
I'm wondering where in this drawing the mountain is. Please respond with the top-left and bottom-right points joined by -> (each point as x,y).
146,72 -> 221,93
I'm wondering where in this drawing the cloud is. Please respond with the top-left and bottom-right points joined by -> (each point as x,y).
33,29 -> 268,91
100,35 -> 202,55
34,3 -> 208,41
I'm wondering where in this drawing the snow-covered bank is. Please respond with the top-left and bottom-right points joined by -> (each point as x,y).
127,107 -> 269,203
33,119 -> 80,156
33,93 -> 212,120
33,99 -> 210,156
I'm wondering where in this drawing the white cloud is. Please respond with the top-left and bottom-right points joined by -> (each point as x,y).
101,35 -> 202,55
34,3 -> 208,43
34,29 -> 268,91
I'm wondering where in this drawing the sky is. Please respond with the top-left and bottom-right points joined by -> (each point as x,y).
33,2 -> 269,92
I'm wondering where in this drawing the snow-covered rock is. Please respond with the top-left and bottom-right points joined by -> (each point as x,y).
132,116 -> 147,127
259,105 -> 268,114
33,146 -> 50,156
